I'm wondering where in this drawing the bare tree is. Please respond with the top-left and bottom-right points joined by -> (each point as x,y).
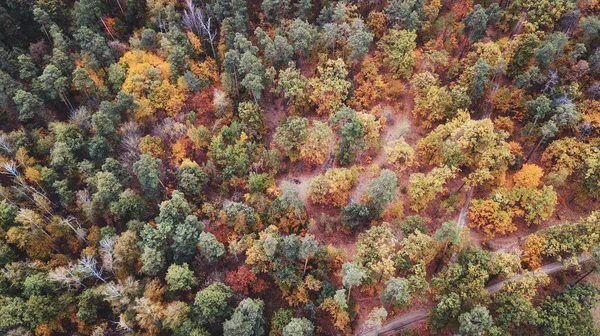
183,0 -> 217,59
49,265 -> 84,289
100,236 -> 118,273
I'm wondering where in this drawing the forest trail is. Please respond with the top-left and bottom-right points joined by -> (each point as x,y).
350,96 -> 414,203
356,256 -> 591,336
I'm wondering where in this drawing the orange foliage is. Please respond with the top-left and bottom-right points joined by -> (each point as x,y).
468,199 -> 517,242
171,138 -> 192,163
351,57 -> 385,110
513,164 -> 544,188
522,233 -> 546,269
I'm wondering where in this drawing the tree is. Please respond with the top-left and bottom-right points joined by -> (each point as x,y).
12,90 -> 43,122
0,200 -> 18,230
177,160 -> 208,199
408,166 -> 457,211
536,284 -> 599,336
283,318 -> 314,336
172,215 -> 204,263
133,153 -> 161,198
378,29 -> 416,79
308,58 -> 350,116
363,169 -> 399,214
534,32 -> 568,68
299,121 -> 333,166
308,167 -> 359,207
355,223 -> 397,282
458,305 -> 497,336
299,235 -> 319,275
341,202 -> 371,231
274,116 -> 309,161
73,0 -> 102,29
463,5 -> 489,42
223,298 -> 265,336
278,63 -> 309,114
385,0 -> 426,31
198,232 -> 225,264
109,188 -> 150,222
468,198 -> 516,242
365,306 -> 388,330
166,263 -> 195,292
225,265 -> 267,295
347,19 -> 374,62
384,138 -> 414,171
341,262 -> 366,301
513,164 -> 544,188
194,282 -> 233,324
381,277 -> 411,309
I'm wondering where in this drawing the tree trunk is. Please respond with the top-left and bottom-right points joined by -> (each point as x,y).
525,137 -> 544,162
303,257 -> 309,275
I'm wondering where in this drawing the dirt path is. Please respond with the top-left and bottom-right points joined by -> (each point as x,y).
356,256 -> 591,336
350,97 -> 415,203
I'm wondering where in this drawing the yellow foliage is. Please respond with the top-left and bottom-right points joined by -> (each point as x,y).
384,137 -> 415,171
120,50 -> 171,94
186,31 -> 203,55
139,135 -> 164,158
319,297 -> 352,335
513,164 -> 544,188
189,57 -> 220,84
24,166 -> 41,184
468,199 -> 517,242
15,147 -> 35,167
150,79 -> 185,116
308,167 -> 359,207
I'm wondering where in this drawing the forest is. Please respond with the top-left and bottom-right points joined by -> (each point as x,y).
1,0 -> 600,335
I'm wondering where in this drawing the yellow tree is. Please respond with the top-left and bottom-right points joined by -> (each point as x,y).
299,121 -> 333,167
408,166 -> 457,211
308,167 -> 359,207
384,137 -> 415,171
309,58 -> 351,116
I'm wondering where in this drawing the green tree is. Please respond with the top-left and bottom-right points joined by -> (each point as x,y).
341,262 -> 366,301
166,263 -> 196,292
133,153 -> 162,198
299,234 -> 319,275
364,169 -> 398,214
198,232 -> 225,264
194,282 -> 233,324
385,0 -> 426,31
380,277 -> 411,309
177,160 -> 208,199
536,284 -> 599,336
378,29 -> 416,79
12,90 -> 43,122
458,305 -> 497,336
283,317 -> 314,336
223,298 -> 265,336
274,116 -> 309,161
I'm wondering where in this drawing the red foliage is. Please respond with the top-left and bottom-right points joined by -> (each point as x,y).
186,88 -> 216,127
225,265 -> 269,295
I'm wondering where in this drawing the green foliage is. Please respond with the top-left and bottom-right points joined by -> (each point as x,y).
223,298 -> 265,336
166,263 -> 196,292
194,282 -> 233,324
378,29 -> 416,79
198,232 -> 225,264
133,153 -> 162,198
